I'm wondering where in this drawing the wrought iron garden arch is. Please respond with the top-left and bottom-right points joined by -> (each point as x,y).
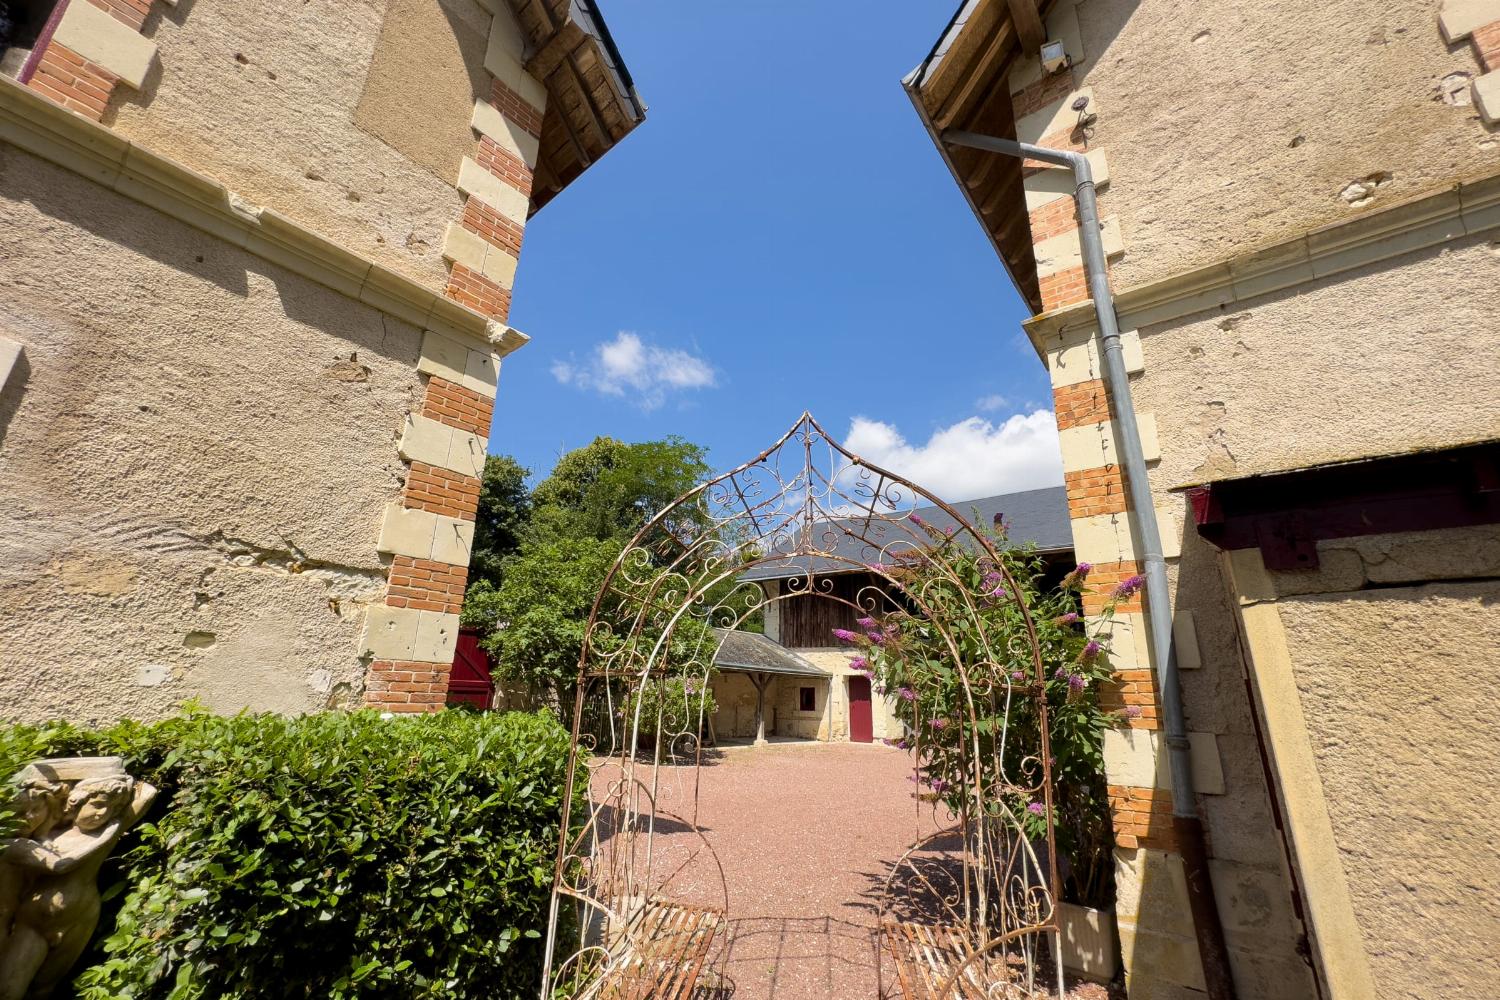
540,413 -> 1065,999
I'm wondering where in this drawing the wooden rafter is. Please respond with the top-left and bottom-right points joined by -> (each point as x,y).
1005,0 -> 1046,53
563,43 -> 613,150
934,19 -> 1016,131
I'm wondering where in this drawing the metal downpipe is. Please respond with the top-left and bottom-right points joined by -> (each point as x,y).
941,128 -> 1238,1000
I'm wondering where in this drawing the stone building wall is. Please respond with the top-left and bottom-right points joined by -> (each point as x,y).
1010,0 -> 1498,304
0,0 -> 552,720
994,2 -> 1500,997
1223,529 -> 1500,999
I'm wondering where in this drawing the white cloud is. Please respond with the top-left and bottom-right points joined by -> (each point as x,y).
843,411 -> 1064,501
551,332 -> 717,410
976,394 -> 1009,412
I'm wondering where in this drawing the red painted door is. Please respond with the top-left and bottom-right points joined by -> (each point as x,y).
848,676 -> 873,743
446,629 -> 495,709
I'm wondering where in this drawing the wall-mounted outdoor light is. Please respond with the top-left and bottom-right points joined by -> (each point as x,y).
1040,39 -> 1068,74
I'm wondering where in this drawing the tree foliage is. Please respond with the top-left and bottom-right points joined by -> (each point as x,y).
467,455 -> 532,592
463,436 -> 716,706
529,436 -> 709,543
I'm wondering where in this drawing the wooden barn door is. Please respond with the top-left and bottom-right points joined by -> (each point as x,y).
848,676 -> 873,743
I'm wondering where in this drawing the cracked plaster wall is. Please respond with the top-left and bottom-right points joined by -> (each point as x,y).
1269,527 -> 1500,998
1071,0 -> 1498,290
1121,235 -> 1498,994
0,149 -> 419,724
108,0 -> 495,295
1134,236 -> 1500,489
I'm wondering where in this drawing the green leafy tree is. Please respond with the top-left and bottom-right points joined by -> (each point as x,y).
529,436 -> 709,543
465,534 -> 622,707
464,436 -> 717,706
467,455 -> 532,592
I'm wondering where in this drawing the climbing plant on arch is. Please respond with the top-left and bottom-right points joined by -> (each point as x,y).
540,413 -> 1071,999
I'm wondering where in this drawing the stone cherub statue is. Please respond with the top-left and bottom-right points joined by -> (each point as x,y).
0,758 -> 156,1000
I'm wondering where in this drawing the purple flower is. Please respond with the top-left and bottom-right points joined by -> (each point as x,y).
989,585 -> 1008,599
1080,640 -> 1102,661
983,571 -> 1003,588
856,617 -> 877,629
849,656 -> 869,671
1113,574 -> 1146,599
1054,666 -> 1070,680
929,718 -> 948,730
1026,801 -> 1046,817
865,561 -> 889,573
897,739 -> 909,750
1010,670 -> 1025,682
1076,562 -> 1093,578
909,513 -> 924,527
1054,612 -> 1080,625
993,512 -> 1006,529
930,779 -> 949,793
1124,705 -> 1143,719
831,628 -> 859,644
898,686 -> 916,702
1067,673 -> 1087,692
867,630 -> 886,646
944,526 -> 955,536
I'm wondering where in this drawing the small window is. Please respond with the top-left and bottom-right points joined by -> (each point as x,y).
799,686 -> 816,712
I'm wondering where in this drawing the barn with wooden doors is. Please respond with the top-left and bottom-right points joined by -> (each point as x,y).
716,485 -> 1074,745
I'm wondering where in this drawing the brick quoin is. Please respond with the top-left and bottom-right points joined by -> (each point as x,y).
28,44 -> 119,121
1039,264 -> 1090,311
1082,560 -> 1145,616
475,136 -> 533,198
444,262 -> 511,320
385,555 -> 468,615
1029,193 -> 1110,245
402,462 -> 481,521
1021,125 -> 1089,176
364,660 -> 452,713
1100,668 -> 1160,731
1053,378 -> 1111,430
1065,464 -> 1128,519
1010,71 -> 1076,120
459,197 -> 525,260
421,376 -> 494,437
1473,21 -> 1500,71
491,79 -> 544,137
1029,197 -> 1076,244
86,0 -> 151,30
1107,785 -> 1178,851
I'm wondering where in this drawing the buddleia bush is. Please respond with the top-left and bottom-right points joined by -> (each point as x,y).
2,709 -> 576,999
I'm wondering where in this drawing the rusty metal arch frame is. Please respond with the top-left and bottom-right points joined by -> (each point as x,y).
539,412 -> 1066,999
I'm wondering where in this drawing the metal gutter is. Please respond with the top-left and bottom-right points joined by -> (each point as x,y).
940,127 -> 1238,1000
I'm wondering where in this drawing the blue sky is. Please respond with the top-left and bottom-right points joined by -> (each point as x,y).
498,0 -> 1063,502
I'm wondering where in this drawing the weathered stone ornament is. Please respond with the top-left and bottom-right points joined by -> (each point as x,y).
0,757 -> 156,1000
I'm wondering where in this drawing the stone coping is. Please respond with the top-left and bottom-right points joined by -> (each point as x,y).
0,76 -> 528,357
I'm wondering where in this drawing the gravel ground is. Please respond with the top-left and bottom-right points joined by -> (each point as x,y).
587,742 -> 1120,1000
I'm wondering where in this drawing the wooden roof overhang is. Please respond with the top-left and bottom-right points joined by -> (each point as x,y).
902,0 -> 1057,314
501,0 -> 646,215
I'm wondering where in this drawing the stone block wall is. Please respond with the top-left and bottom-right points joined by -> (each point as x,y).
1,0 -> 552,719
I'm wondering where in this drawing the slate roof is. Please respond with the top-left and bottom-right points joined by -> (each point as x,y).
712,628 -> 830,677
738,485 -> 1072,582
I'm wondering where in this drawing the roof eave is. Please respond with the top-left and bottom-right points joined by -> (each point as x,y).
905,0 -> 1051,313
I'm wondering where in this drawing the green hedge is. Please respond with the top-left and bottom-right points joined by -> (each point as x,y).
1,709 -> 576,999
